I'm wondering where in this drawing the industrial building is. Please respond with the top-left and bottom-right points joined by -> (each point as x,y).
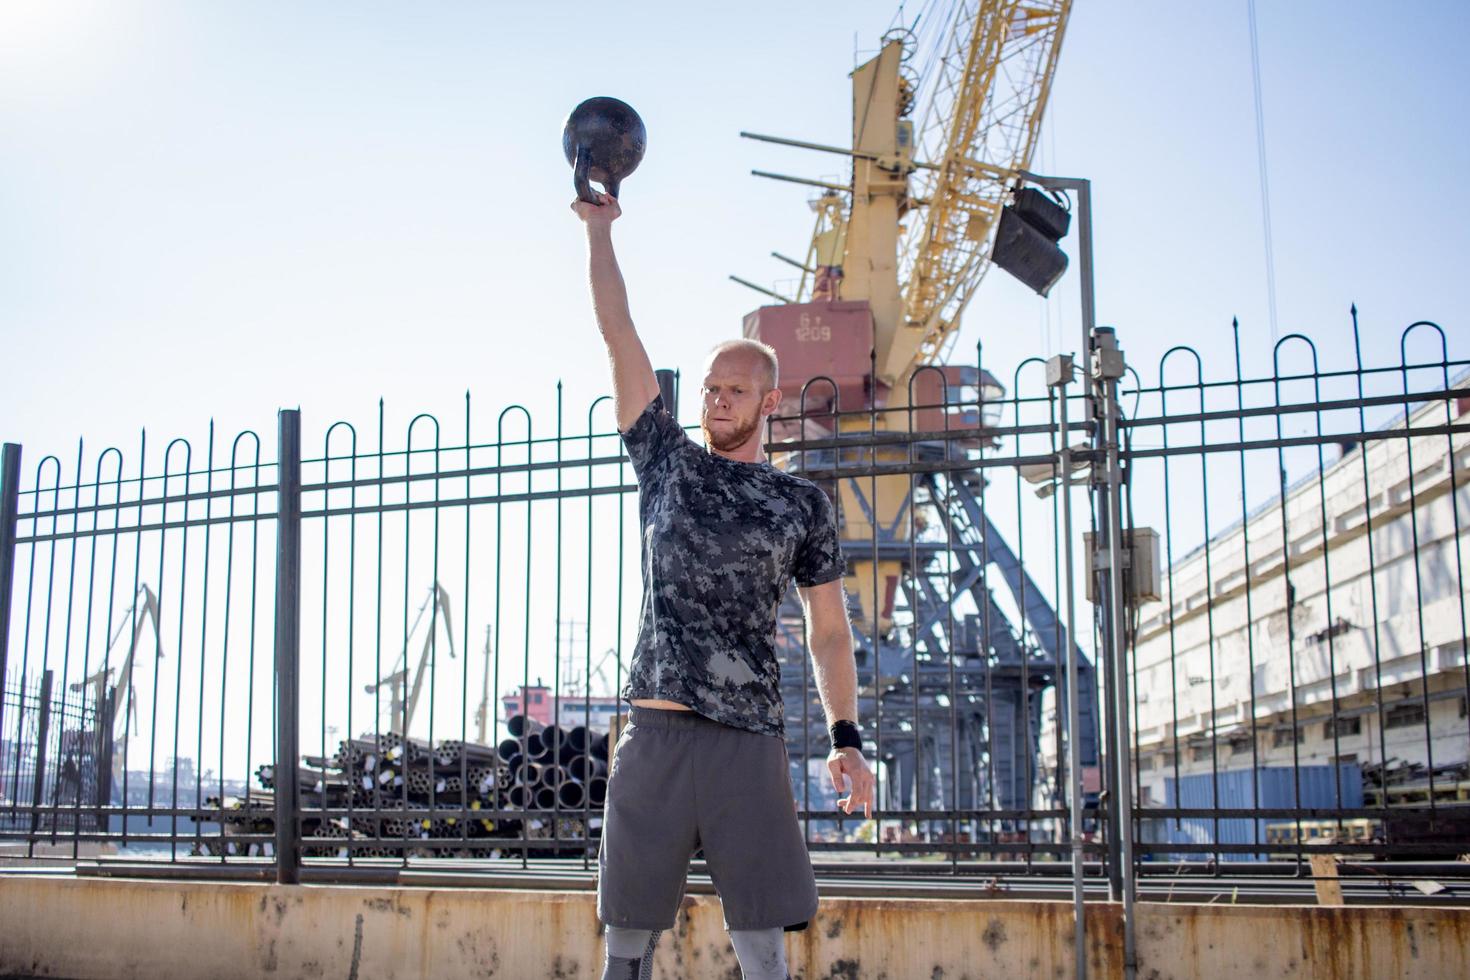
1128,384 -> 1469,825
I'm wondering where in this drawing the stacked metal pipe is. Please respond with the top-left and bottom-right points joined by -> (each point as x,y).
189,792 -> 277,857
200,714 -> 613,858
497,718 -> 610,814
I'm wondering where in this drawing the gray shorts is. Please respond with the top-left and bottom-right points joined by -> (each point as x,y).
595,706 -> 819,931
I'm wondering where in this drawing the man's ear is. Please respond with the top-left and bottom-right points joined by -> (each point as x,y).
763,386 -> 783,416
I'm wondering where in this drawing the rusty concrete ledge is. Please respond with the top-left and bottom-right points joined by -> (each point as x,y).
1,874 -> 1467,979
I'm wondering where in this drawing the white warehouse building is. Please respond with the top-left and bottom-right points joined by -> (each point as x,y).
1126,386 -> 1469,809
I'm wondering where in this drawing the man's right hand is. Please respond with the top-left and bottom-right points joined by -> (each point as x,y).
571,191 -> 621,227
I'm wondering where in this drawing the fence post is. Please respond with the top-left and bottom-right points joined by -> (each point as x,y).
28,670 -> 54,846
1092,326 -> 1137,980
274,410 -> 302,884
1048,356 -> 1088,980
0,443 -> 21,742
95,692 -> 116,829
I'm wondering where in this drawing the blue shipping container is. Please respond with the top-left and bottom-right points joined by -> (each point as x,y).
1149,764 -> 1363,862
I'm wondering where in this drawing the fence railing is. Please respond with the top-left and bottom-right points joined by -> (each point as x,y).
0,671 -> 105,836
1117,317 -> 1470,882
1,316 -> 1467,908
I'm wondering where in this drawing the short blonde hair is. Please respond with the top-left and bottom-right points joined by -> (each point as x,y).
707,338 -> 779,392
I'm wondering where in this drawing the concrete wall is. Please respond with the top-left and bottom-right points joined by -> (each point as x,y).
1,875 -> 1467,979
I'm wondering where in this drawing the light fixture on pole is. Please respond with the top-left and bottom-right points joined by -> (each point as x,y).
991,186 -> 1072,296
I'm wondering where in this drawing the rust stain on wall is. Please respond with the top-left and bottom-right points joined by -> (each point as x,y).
1,877 -> 1468,979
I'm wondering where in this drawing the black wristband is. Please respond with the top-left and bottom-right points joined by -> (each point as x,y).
829,719 -> 862,751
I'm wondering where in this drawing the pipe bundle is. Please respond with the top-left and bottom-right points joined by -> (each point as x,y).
200,715 -> 613,858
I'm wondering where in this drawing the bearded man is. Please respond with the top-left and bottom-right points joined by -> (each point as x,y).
571,191 -> 875,980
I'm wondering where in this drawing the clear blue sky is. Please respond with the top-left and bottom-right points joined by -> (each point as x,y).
4,0 -> 1466,456
3,0 -> 1467,774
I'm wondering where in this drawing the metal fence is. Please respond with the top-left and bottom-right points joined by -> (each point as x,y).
1117,315 -> 1469,891
1,671 -> 106,836
1,316 -> 1466,909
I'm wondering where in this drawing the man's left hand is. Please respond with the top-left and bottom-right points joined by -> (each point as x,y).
827,747 -> 875,819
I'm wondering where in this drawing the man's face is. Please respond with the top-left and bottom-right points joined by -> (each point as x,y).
700,350 -> 780,453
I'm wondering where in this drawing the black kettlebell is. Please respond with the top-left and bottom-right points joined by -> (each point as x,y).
562,97 -> 646,204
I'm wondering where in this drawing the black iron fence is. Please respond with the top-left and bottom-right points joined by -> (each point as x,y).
1,671 -> 106,837
1,315 -> 1466,905
1117,315 -> 1469,884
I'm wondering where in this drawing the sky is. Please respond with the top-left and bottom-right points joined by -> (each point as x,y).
3,0 -> 1465,457
2,1 -> 1468,774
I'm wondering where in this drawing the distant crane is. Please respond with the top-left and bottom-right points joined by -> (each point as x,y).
563,647 -> 618,699
69,583 -> 166,794
365,582 -> 457,737
474,624 -> 493,746
553,619 -> 618,699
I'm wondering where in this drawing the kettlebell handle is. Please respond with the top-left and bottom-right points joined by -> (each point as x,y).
573,145 -> 597,204
574,144 -> 621,204
570,143 -> 623,205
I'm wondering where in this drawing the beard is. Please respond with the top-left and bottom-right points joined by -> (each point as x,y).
701,405 -> 763,453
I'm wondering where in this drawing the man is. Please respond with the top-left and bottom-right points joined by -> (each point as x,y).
572,190 -> 875,980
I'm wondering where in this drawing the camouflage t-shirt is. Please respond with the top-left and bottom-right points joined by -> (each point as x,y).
619,393 -> 845,737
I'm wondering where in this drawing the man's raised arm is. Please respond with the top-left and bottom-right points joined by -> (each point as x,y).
570,193 -> 660,432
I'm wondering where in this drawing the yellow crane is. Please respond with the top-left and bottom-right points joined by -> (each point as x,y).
893,0 -> 1070,383
741,0 -> 1072,635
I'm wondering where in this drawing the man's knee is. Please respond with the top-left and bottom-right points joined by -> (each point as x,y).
729,927 -> 789,980
602,926 -> 659,980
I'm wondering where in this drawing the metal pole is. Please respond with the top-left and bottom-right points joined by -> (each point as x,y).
1051,356 -> 1086,980
1020,172 -> 1111,978
1094,327 -> 1137,980
1015,172 -> 1098,419
274,410 -> 302,884
1081,188 -> 1123,910
0,443 -> 21,743
96,693 -> 116,825
29,670 -> 54,845
1074,180 -> 1098,379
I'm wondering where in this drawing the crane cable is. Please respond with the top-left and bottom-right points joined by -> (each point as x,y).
1247,0 -> 1280,344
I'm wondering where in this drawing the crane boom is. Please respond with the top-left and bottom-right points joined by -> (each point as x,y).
70,584 -> 164,742
69,583 -> 164,791
741,2 -> 1074,637
365,582 -> 456,736
742,2 -> 1071,406
403,582 -> 455,732
892,0 -> 1071,386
